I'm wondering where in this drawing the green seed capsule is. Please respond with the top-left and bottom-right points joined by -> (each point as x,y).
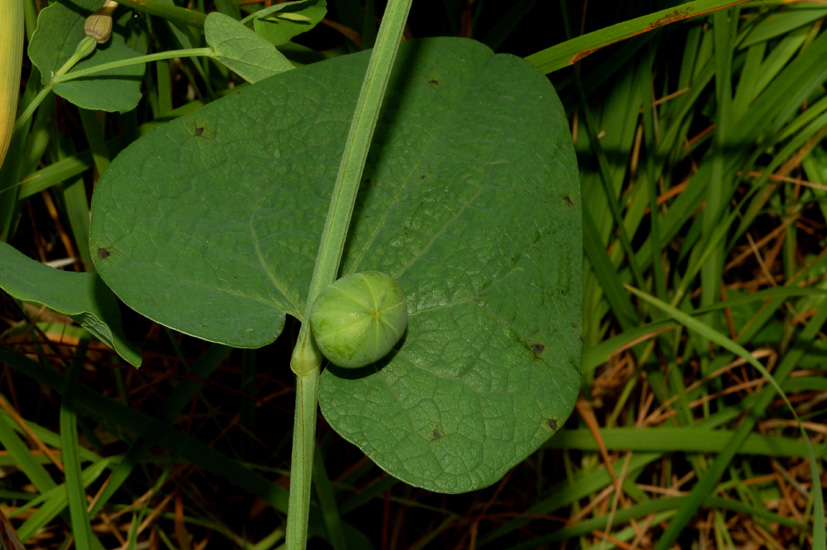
310,271 -> 407,369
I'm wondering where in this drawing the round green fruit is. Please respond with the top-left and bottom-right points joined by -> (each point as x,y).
310,271 -> 408,369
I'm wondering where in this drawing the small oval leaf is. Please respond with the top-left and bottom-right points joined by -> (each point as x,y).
205,12 -> 294,83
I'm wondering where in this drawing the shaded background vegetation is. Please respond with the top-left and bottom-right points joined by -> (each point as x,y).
2,0 -> 826,548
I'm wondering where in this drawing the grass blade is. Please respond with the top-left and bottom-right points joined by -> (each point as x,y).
628,287 -> 827,550
59,356 -> 93,549
525,0 -> 750,74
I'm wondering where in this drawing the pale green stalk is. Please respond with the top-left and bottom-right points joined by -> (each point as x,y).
285,0 -> 413,547
51,48 -> 213,83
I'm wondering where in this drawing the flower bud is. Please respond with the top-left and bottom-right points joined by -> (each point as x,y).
85,0 -> 118,44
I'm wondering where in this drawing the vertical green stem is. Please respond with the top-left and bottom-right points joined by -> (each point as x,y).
285,0 -> 413,548
291,0 -> 415,344
286,368 -> 320,550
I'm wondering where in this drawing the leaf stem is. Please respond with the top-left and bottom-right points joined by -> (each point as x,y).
12,86 -> 50,138
284,0 -> 413,547
11,37 -> 97,139
51,48 -> 214,84
13,47 -> 214,139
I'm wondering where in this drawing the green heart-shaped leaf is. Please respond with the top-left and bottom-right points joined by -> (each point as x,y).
89,37 -> 581,491
28,0 -> 145,112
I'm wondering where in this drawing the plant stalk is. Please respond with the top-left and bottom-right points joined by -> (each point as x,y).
11,37 -> 96,138
284,0 -> 413,547
52,48 -> 213,84
285,368 -> 320,550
